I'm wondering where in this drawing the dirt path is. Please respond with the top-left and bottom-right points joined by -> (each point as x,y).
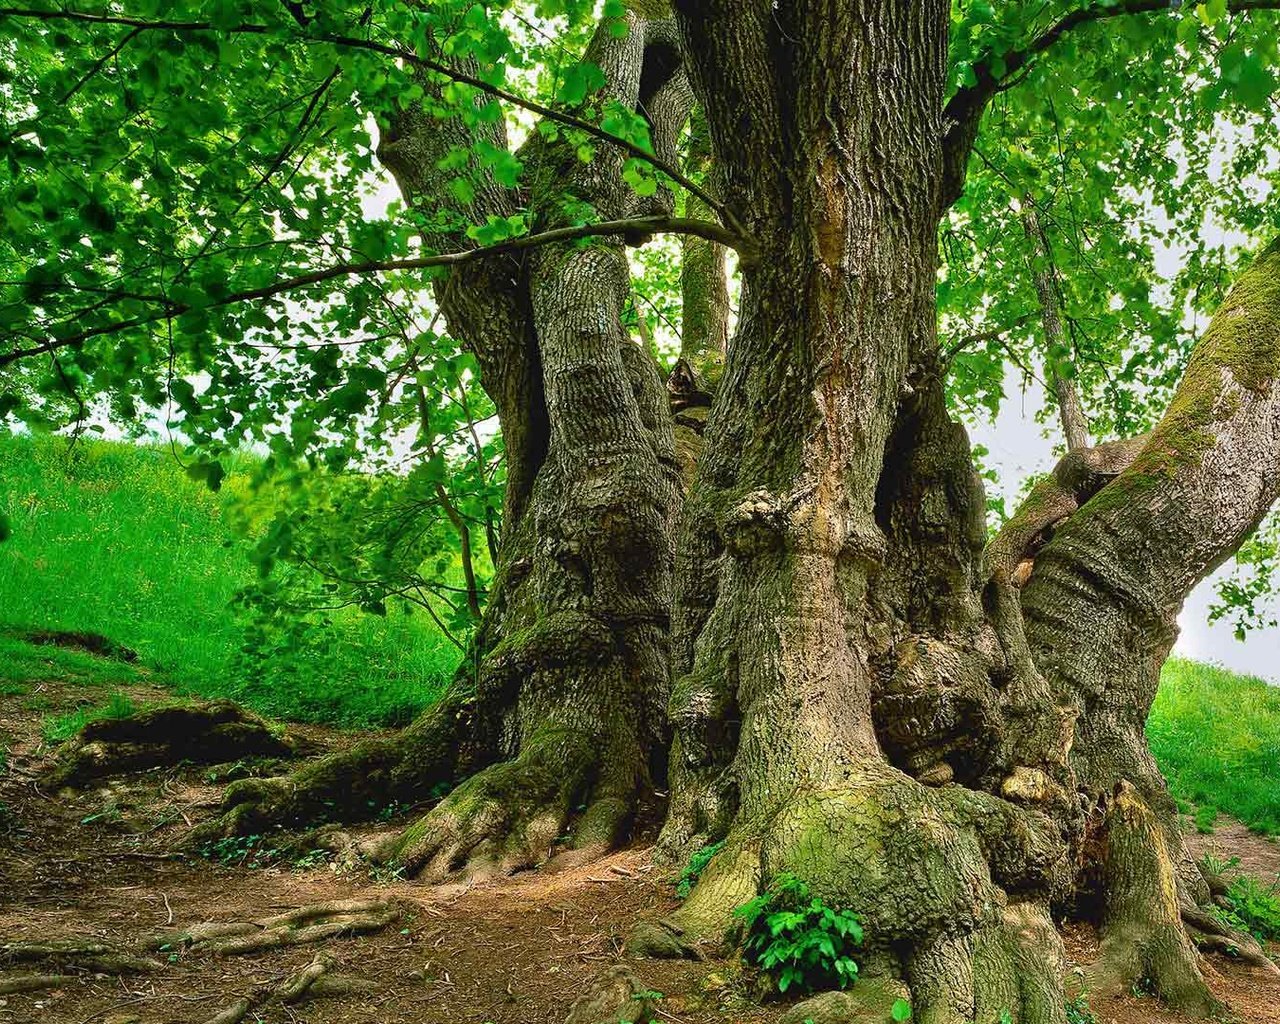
1,664 -> 1277,1024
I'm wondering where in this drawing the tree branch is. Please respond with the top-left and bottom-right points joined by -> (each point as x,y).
940,0 -> 1280,209
0,5 -> 742,234
1,215 -> 746,367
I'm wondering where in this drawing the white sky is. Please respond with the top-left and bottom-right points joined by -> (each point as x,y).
972,376 -> 1278,684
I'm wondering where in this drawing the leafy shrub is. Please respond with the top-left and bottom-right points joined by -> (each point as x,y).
1065,993 -> 1098,1024
676,840 -> 723,898
1221,875 -> 1280,942
733,872 -> 862,994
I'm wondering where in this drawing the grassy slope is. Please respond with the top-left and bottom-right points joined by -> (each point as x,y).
1148,657 -> 1280,835
0,434 -> 458,727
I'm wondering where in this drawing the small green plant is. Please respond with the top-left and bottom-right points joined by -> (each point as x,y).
196,833 -> 279,868
733,872 -> 863,994
891,998 -> 912,1021
997,1011 -> 1014,1024
1220,875 -> 1280,942
1065,992 -> 1097,1024
676,841 -> 724,898
291,848 -> 330,871
374,799 -> 410,823
42,690 -> 137,744
1198,851 -> 1240,878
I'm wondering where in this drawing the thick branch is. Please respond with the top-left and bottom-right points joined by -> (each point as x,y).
940,0 -> 1280,208
1,216 -> 741,367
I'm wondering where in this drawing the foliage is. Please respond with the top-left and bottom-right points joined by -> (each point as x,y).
891,998 -> 913,1022
733,872 -> 863,995
1064,993 -> 1098,1024
1148,659 -> 1280,835
0,434 -> 459,726
42,690 -> 137,744
196,833 -> 281,868
675,840 -> 723,898
1,0 -> 1278,636
1211,510 -> 1280,639
1217,875 -> 1280,943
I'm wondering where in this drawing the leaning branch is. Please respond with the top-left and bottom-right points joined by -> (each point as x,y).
940,0 -> 1280,208
0,215 -> 744,367
0,6 -> 740,233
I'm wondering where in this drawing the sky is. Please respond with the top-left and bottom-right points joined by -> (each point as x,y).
971,375 -> 1279,684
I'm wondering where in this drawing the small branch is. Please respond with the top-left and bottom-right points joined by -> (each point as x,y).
1,215 -> 744,367
0,7 -> 741,234
943,313 -> 1035,363
1021,198 -> 1091,451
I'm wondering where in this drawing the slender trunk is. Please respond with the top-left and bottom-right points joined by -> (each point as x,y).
1021,199 -> 1090,452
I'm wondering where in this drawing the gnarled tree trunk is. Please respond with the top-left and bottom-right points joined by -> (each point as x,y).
199,10 -> 693,879
192,4 -> 1280,1018
644,3 -> 1280,1021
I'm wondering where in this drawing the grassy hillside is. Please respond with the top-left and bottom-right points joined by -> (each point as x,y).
0,434 -> 457,726
1149,658 -> 1280,835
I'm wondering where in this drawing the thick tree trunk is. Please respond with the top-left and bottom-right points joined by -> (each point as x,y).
199,12 -> 691,878
190,6 -> 1280,1017
649,5 -> 1075,1020
644,5 -> 1278,1021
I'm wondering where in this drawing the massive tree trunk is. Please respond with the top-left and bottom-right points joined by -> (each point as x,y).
190,3 -> 1280,1017
642,3 -> 1280,1021
198,10 -> 691,878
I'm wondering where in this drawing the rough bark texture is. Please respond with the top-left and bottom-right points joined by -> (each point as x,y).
188,4 -> 1280,1018
644,3 -> 1279,1020
200,11 -> 692,878
650,5 -> 1078,1022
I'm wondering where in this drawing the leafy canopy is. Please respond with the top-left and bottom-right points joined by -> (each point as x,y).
1,0 -> 1278,627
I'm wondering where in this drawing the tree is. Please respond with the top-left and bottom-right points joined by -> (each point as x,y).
2,1 -> 1279,1020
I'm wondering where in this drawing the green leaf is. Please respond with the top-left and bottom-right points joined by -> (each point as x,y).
892,998 -> 913,1022
557,62 -> 606,106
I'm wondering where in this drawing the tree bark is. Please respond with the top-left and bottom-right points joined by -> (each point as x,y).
645,3 -> 1277,1019
199,11 -> 692,878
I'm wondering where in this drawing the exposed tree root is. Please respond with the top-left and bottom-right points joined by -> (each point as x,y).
370,727 -> 634,881
198,952 -> 380,1024
187,690 -> 474,845
0,939 -> 161,974
1182,905 -> 1280,974
0,973 -> 78,995
46,700 -> 295,788
151,899 -> 399,955
564,965 -> 659,1024
1082,782 -> 1221,1017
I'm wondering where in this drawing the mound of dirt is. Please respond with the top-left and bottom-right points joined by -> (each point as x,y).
21,629 -> 138,663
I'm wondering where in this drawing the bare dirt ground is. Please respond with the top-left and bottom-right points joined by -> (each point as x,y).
1,658 -> 1277,1024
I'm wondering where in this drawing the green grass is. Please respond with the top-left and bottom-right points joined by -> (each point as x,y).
1149,658 -> 1280,835
42,690 -> 138,744
0,634 -> 142,690
0,434 -> 458,727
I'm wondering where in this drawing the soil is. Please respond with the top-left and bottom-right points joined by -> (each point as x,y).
1,662 -> 1277,1024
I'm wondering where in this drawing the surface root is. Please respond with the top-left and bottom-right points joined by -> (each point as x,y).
47,699 -> 295,788
152,899 -> 399,955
